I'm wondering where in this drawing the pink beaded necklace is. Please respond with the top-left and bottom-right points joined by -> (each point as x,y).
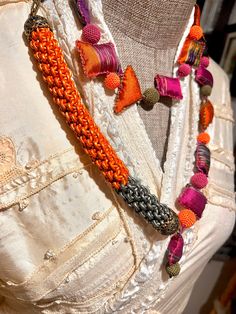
24,0 -> 215,277
74,1 -> 214,277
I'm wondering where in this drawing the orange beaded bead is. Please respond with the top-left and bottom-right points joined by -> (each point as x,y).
179,209 -> 196,228
104,72 -> 121,90
197,132 -> 210,144
189,25 -> 203,40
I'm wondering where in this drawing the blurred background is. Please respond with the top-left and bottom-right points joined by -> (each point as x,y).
183,1 -> 236,313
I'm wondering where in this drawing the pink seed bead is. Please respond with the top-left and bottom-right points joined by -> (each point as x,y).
82,24 -> 101,44
177,64 -> 192,77
201,56 -> 210,68
190,173 -> 208,189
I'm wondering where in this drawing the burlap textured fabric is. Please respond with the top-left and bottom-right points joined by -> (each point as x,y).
102,0 -> 195,166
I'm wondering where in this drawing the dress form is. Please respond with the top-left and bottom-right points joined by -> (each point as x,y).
102,0 -> 196,165
0,1 -> 234,313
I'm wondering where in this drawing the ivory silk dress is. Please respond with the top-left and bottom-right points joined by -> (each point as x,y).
0,1 -> 235,313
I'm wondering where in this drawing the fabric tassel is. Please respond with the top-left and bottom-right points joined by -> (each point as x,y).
154,75 -> 183,100
195,143 -> 211,175
178,186 -> 207,218
167,233 -> 184,265
178,39 -> 205,67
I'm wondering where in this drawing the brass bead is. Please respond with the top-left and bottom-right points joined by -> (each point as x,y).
159,211 -> 180,235
24,15 -> 50,41
141,88 -> 160,110
200,85 -> 212,97
166,262 -> 181,277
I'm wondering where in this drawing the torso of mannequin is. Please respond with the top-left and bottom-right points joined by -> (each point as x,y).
0,1 -> 235,313
102,0 -> 196,165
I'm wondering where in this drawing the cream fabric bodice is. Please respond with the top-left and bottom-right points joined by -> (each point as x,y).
0,1 -> 235,313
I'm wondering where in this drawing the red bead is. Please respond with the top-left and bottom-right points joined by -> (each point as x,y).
190,173 -> 208,189
178,64 -> 192,77
82,24 -> 101,44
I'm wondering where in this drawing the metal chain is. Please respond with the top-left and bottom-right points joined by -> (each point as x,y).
117,176 -> 179,235
30,0 -> 42,16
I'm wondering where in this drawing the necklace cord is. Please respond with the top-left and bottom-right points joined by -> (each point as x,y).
30,0 -> 42,16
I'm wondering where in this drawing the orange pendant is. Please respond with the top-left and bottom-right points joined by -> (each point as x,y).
114,65 -> 142,114
199,100 -> 214,130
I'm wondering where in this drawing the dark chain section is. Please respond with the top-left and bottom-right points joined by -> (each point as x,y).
117,176 -> 179,235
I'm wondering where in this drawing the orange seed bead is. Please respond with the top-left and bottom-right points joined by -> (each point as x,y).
179,209 -> 196,228
197,132 -> 210,144
104,72 -> 121,90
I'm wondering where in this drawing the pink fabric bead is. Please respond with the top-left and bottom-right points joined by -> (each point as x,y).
190,172 -> 208,189
178,187 -> 207,218
201,56 -> 210,68
167,233 -> 184,265
177,64 -> 192,77
82,24 -> 101,44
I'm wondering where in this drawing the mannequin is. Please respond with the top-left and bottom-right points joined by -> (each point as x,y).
0,1 -> 235,313
102,0 -> 196,165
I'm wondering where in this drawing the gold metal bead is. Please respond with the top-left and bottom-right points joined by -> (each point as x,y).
166,262 -> 181,277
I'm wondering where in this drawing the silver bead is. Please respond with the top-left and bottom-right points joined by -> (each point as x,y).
73,172 -> 79,178
19,199 -> 29,211
92,211 -> 102,220
116,280 -> 123,288
44,249 -> 56,260
124,236 -> 131,243
65,276 -> 70,283
25,159 -> 39,170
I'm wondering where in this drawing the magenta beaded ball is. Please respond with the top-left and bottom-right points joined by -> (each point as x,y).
201,56 -> 210,68
82,24 -> 101,44
178,64 -> 192,77
190,173 -> 208,189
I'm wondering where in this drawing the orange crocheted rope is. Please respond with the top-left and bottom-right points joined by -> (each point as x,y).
30,27 -> 129,189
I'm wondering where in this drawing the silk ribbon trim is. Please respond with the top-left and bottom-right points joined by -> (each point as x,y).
76,41 -> 121,78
